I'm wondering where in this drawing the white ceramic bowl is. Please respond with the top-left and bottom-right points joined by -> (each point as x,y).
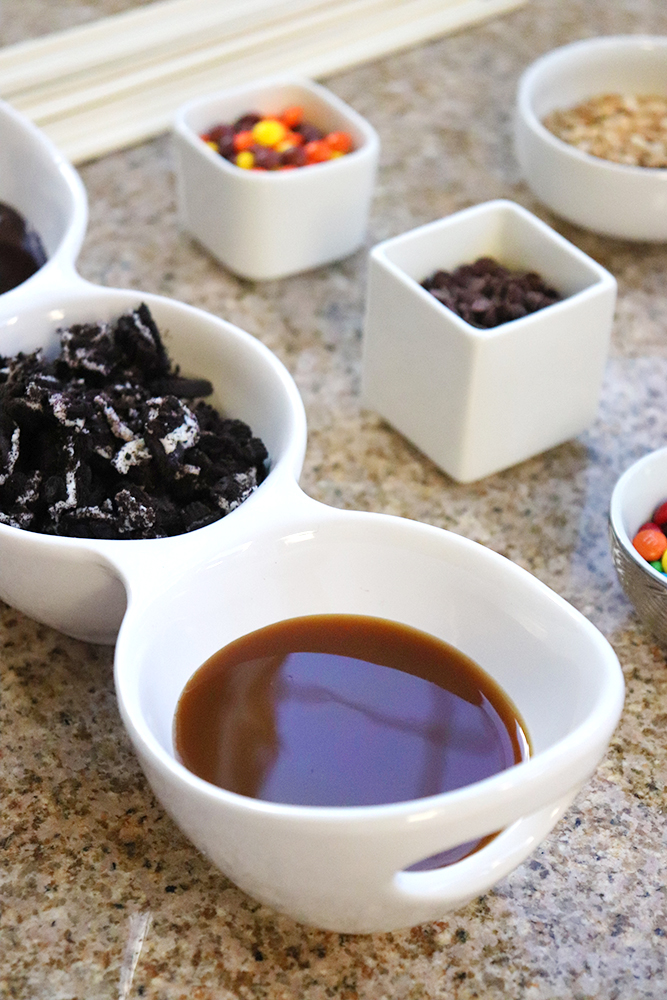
515,35 -> 667,240
610,446 -> 667,646
0,284 -> 307,643
173,76 -> 380,280
115,487 -> 624,933
362,199 -> 617,484
0,268 -> 624,933
0,99 -> 87,306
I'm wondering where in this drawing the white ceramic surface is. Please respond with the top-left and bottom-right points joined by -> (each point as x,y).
361,199 -> 616,484
0,99 -> 88,306
515,35 -> 667,240
115,484 -> 624,933
173,76 -> 380,280
609,446 -> 667,646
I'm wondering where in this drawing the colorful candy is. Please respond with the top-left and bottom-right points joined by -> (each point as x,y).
632,499 -> 667,570
200,106 -> 354,171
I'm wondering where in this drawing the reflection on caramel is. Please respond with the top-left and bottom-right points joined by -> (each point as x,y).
174,615 -> 530,815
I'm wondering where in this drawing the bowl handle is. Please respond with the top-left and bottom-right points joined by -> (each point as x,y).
385,789 -> 578,929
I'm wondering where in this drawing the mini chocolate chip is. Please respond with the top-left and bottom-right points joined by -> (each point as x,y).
421,257 -> 562,329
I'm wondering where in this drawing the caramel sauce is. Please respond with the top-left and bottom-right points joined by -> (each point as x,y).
174,615 -> 530,817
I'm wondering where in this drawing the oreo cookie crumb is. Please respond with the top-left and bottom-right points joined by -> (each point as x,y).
0,304 -> 268,538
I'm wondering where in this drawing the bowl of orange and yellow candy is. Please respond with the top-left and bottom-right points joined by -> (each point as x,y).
173,75 -> 379,280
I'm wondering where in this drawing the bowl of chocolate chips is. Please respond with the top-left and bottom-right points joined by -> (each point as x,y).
516,35 -> 667,240
362,199 -> 617,483
0,99 -> 87,302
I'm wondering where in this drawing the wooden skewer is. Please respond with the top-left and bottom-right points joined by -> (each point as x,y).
10,0 -> 407,120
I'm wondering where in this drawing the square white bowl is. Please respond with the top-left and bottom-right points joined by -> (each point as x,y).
173,76 -> 379,281
361,200 -> 617,483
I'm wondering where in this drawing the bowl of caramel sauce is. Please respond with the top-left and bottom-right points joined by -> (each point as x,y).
115,490 -> 624,933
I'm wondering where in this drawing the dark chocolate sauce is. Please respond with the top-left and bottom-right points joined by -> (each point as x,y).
0,201 -> 47,294
174,615 -> 530,812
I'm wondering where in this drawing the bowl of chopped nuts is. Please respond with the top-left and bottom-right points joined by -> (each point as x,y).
515,35 -> 667,240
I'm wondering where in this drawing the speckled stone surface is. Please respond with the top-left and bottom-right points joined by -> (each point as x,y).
1,1 -> 667,997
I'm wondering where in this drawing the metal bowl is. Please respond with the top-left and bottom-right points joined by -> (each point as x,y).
609,446 -> 667,645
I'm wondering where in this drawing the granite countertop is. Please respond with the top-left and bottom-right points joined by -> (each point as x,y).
1,1 -> 667,997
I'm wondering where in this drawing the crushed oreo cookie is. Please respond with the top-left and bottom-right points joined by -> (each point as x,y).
0,303 -> 268,538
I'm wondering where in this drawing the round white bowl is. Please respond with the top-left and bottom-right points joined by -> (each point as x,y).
0,99 -> 87,306
610,446 -> 667,645
515,35 -> 667,240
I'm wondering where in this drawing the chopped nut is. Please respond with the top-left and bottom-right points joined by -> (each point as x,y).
543,93 -> 667,168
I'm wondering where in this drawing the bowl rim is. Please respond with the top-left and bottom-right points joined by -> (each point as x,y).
517,33 -> 667,178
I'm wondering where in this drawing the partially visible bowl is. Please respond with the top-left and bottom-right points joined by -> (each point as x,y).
0,99 -> 87,309
610,446 -> 667,645
515,35 -> 667,240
